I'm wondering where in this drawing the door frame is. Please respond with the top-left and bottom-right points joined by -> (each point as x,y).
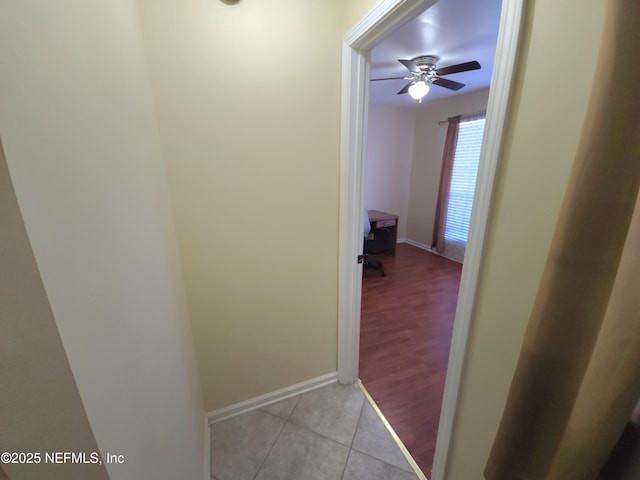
337,0 -> 524,478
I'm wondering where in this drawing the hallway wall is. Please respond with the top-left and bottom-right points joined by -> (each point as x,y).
137,0 -> 345,410
0,139 -> 109,480
446,1 -> 607,477
0,0 -> 608,477
0,1 -> 204,479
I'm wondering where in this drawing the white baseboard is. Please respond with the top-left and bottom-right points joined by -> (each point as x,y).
203,416 -> 210,480
206,372 -> 338,425
402,238 -> 434,252
402,238 -> 463,264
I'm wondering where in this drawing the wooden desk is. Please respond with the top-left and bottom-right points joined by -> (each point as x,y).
368,210 -> 398,255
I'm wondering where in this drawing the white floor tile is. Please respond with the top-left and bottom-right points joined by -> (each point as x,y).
255,422 -> 349,480
210,409 -> 284,480
289,382 -> 365,446
352,401 -> 414,472
343,450 -> 418,480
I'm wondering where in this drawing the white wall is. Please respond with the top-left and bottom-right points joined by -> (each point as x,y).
365,105 -> 417,239
407,88 -> 490,247
0,1 -> 204,479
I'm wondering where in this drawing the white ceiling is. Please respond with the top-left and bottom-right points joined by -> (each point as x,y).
369,0 -> 503,106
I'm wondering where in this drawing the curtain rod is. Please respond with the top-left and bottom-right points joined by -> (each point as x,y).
438,110 -> 487,125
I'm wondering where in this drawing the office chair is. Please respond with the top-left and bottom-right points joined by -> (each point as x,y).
363,226 -> 391,277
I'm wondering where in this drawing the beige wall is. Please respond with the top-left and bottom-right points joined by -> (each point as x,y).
445,1 -> 606,478
137,0 -> 345,410
343,0 -> 383,32
0,0 -> 607,477
407,88 -> 490,246
0,139 -> 109,480
0,1 -> 204,479
365,105 -> 417,238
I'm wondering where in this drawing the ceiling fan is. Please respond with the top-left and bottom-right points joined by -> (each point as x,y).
371,55 -> 481,102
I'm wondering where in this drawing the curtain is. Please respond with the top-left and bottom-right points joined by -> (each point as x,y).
432,113 -> 485,261
432,115 -> 460,253
485,1 -> 640,479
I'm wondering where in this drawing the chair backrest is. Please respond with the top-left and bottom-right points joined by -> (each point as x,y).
365,227 -> 391,254
364,208 -> 371,238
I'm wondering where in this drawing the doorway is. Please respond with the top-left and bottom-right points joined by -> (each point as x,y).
362,27 -> 496,466
337,1 -> 524,479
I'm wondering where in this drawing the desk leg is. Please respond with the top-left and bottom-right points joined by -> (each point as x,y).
390,225 -> 397,255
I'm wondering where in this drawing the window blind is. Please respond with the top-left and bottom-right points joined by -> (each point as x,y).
444,118 -> 485,244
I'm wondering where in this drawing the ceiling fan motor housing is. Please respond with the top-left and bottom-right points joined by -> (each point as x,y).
413,55 -> 438,73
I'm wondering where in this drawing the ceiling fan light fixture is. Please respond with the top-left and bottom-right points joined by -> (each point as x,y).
408,80 -> 429,100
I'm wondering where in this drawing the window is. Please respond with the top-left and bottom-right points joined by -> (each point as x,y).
444,118 -> 485,245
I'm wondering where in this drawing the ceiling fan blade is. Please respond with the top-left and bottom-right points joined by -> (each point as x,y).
432,77 -> 465,91
397,82 -> 413,95
398,59 -> 420,73
436,60 -> 481,76
370,76 -> 409,82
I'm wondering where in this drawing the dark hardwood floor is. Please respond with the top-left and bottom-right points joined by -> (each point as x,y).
360,243 -> 462,477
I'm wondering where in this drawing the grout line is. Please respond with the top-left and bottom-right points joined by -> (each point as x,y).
340,448 -> 353,480
260,409 -> 286,422
256,387 -> 359,477
286,415 -> 355,450
260,392 -> 303,423
354,449 -> 425,476
286,393 -> 302,421
350,395 -> 366,448
252,416 -> 287,480
340,394 -> 366,479
290,417 -> 358,450
357,380 -> 428,480
285,385 -> 364,450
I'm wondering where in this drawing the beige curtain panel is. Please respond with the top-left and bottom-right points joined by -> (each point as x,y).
432,115 -> 460,252
485,1 -> 640,479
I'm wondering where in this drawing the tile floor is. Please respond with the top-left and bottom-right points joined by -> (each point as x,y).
210,382 -> 423,480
